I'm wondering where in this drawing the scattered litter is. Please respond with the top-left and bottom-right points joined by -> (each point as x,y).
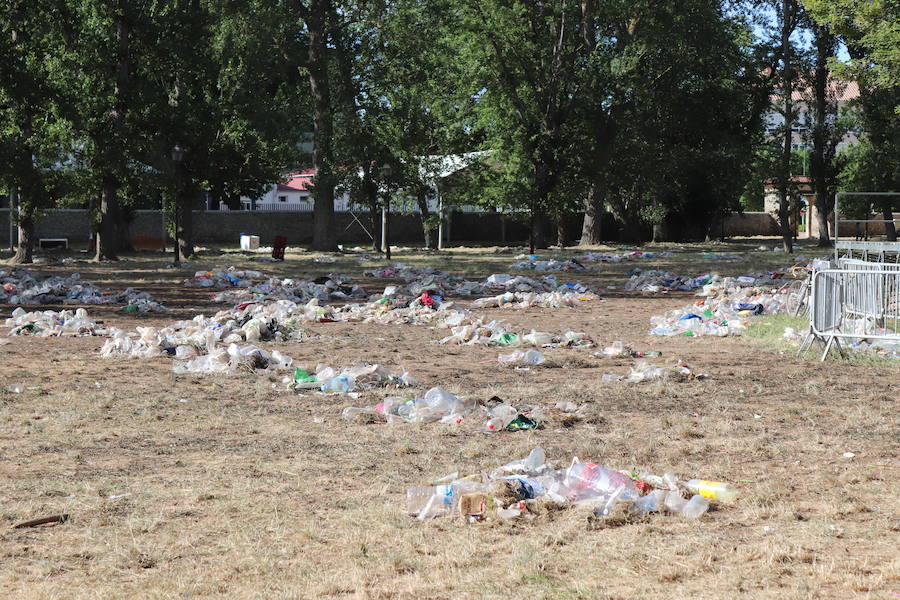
342,387 -> 476,424
626,361 -> 708,382
842,452 -> 855,459
596,341 -> 661,358
508,250 -> 674,272
509,258 -> 595,272
342,389 -> 542,429
498,349 -> 546,366
183,267 -> 264,288
626,268 -> 793,293
1,267 -> 166,311
472,288 -> 599,309
6,384 -> 23,393
288,363 -> 416,392
406,448 -> 736,521
207,273 -> 366,304
5,307 -> 107,337
648,277 -> 805,338
172,343 -> 294,374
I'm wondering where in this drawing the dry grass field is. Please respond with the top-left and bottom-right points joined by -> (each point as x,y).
0,241 -> 897,599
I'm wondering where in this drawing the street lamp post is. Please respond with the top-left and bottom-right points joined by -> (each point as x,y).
171,144 -> 184,265
380,163 -> 393,261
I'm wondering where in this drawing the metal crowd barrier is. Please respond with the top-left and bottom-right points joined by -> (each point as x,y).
803,266 -> 900,360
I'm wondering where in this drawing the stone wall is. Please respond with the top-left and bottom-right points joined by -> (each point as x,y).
721,212 -> 781,236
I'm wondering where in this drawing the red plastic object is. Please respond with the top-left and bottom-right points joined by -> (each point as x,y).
272,236 -> 287,260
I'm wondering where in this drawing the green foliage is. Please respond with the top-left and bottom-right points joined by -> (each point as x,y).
0,0 -> 77,217
803,0 -> 900,96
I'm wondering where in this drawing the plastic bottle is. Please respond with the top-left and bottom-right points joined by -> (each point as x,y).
406,481 -> 484,519
320,375 -> 355,392
684,479 -> 739,503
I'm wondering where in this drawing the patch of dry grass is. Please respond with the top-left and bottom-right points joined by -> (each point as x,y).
0,242 -> 896,599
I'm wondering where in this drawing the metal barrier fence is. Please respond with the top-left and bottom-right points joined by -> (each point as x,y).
833,191 -> 900,263
803,266 -> 900,360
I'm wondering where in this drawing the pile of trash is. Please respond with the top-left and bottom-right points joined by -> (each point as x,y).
0,267 -> 167,311
471,289 -> 598,309
288,363 -> 416,392
5,307 -> 107,337
648,285 -> 799,338
407,447 -> 738,521
342,388 -> 541,431
509,257 -> 596,272
210,274 -> 366,304
361,266 -> 601,304
183,267 -> 264,288
365,264 -> 486,298
172,343 -> 294,374
99,301 -> 320,360
437,318 -> 594,348
626,268 -> 794,294
92,290 -> 596,372
509,250 -> 676,271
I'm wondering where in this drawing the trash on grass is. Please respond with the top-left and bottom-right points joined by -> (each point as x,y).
406,448 -> 736,521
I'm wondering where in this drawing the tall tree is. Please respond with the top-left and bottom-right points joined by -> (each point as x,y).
806,20 -> 839,246
805,0 -> 899,240
140,0 -> 302,261
0,0 -> 73,264
287,0 -> 339,251
775,0 -> 797,253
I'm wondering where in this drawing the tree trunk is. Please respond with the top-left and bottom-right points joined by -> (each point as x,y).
580,187 -> 603,245
778,0 -> 794,254
556,215 -> 567,247
96,178 -> 119,261
177,196 -> 194,259
96,11 -> 129,262
8,185 -> 18,252
811,23 -> 834,247
362,167 -> 380,252
9,207 -> 34,264
381,202 -> 391,260
415,190 -> 435,249
879,199 -> 897,241
533,211 -> 548,249
307,0 -> 337,251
